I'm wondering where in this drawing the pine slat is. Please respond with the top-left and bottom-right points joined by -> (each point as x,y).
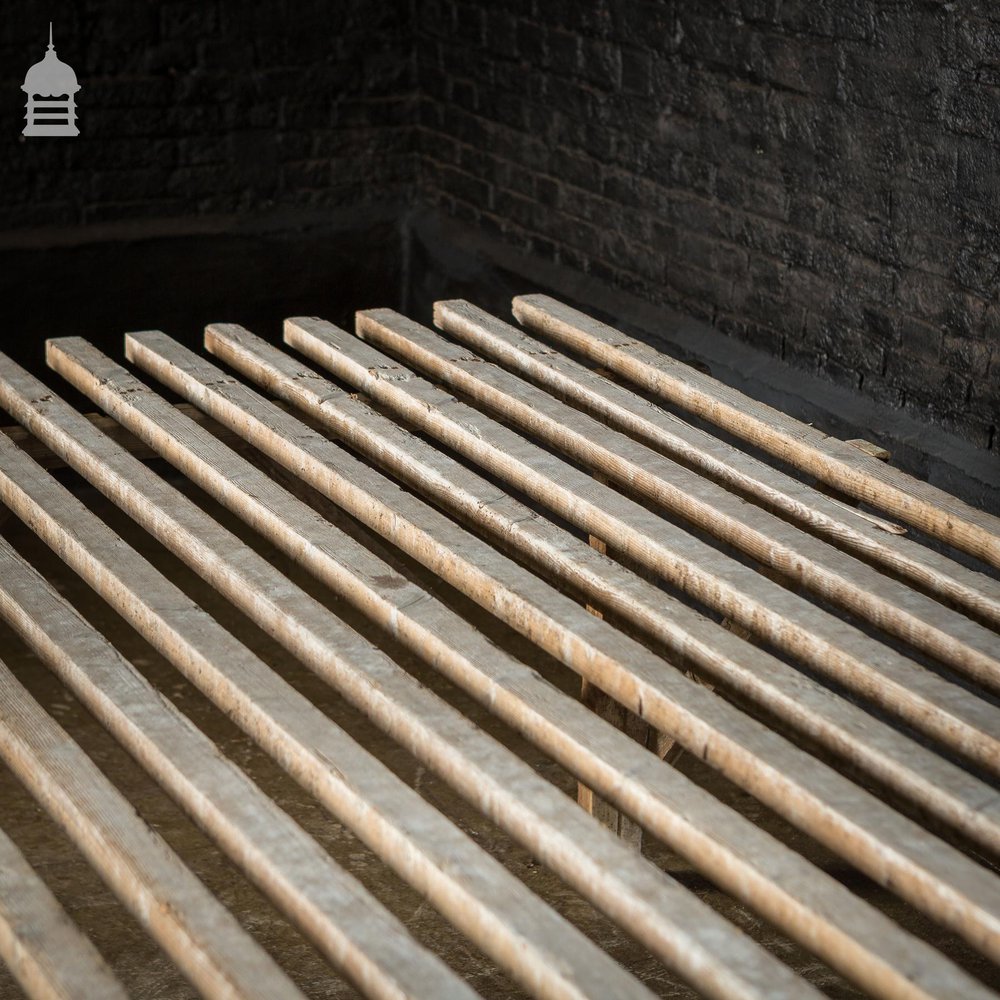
0,824 -> 128,1000
37,338 -> 816,1000
0,534 -> 477,1000
512,295 -> 1000,570
0,661 -> 303,1000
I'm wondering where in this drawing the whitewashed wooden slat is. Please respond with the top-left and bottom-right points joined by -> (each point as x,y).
201,321 -> 1000,858
0,823 -> 128,1000
512,294 -> 1000,570
114,326 -> 1000,968
0,533 -> 479,1000
435,299 -> 1000,635
0,403 -> 241,471
123,321 -> 1000,1000
34,341 -> 816,1000
0,410 -> 651,1000
351,308 -> 1000,760
276,314 -> 1000,962
0,660 -> 304,1000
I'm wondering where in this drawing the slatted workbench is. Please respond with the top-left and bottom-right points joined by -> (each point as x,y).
0,296 -> 998,999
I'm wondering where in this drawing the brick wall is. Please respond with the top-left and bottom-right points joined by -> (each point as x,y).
416,1 -> 1000,451
2,1 -> 416,230
3,2 -> 997,449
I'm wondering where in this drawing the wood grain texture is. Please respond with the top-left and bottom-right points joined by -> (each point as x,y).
0,660 -> 303,1000
40,337 -> 820,1000
130,320 -> 1000,1000
0,376 -> 652,1000
0,823 -> 128,1000
279,313 -> 1000,963
289,310 -> 997,836
357,307 -> 1000,754
199,323 -> 996,854
0,534 -> 476,1000
0,403 -> 239,470
1,303 -> 996,999
435,299 -> 1000,634
512,294 -> 1000,570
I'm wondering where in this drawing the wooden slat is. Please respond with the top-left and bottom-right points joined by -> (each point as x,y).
37,340 -> 814,1000
0,535 -> 476,1000
0,406 -> 649,1000
176,320 -> 996,952
278,314 -> 1000,961
0,824 -> 128,1000
0,403 -> 240,470
127,323 -> 1000,1000
199,322 -> 1000,858
435,300 -> 1000,634
0,660 -> 303,1000
352,308 -> 1000,760
512,294 -> 1000,570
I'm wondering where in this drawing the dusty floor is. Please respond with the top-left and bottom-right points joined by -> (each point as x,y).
0,468 -> 997,999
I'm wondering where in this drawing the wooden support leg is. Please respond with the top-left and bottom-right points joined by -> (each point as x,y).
578,443 -> 889,845
577,678 -> 650,848
578,469 -> 667,849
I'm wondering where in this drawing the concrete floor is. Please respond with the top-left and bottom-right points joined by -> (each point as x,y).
1,473 -> 997,999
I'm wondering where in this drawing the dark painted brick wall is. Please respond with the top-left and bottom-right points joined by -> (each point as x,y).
4,2 -> 997,449
416,1 -> 1000,450
3,1 -> 416,229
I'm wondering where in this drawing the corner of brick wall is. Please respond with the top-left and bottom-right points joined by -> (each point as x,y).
3,1 -> 996,450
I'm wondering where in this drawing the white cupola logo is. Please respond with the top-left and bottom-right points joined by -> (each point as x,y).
22,23 -> 80,137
